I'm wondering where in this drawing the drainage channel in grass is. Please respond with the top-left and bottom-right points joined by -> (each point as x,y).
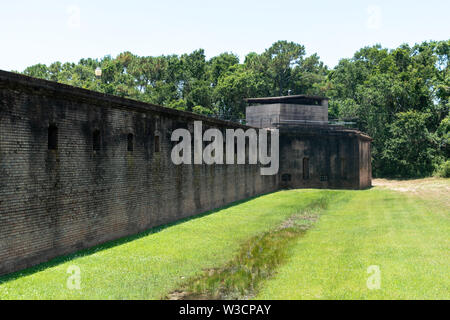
166,197 -> 330,300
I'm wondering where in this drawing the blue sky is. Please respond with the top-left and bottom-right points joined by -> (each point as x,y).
1,0 -> 448,71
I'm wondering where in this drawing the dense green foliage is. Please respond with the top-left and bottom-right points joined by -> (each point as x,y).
435,160 -> 450,178
19,40 -> 449,177
327,41 -> 449,177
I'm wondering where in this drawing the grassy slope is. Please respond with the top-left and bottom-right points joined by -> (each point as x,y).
256,188 -> 450,299
0,190 -> 329,300
1,181 -> 448,300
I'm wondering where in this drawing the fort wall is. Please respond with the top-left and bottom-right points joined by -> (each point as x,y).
278,126 -> 371,190
0,71 -> 371,276
0,71 -> 278,276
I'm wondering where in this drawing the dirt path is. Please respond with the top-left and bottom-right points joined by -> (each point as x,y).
373,178 -> 450,207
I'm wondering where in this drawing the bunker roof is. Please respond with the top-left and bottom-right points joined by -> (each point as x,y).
245,94 -> 329,105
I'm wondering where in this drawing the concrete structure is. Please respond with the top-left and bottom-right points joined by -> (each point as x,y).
0,71 -> 371,276
246,95 -> 372,190
246,95 -> 329,128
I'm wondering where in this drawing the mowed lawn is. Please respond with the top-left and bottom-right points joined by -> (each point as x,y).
0,190 -> 329,299
257,187 -> 450,299
0,180 -> 448,300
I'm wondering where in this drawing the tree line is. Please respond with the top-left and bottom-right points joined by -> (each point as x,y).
20,40 -> 449,178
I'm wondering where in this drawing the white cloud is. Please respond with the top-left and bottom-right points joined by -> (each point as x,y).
366,5 -> 382,30
66,5 -> 81,30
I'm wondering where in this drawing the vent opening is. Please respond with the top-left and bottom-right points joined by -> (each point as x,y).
48,125 -> 58,150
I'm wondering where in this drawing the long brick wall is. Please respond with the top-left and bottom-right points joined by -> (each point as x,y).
0,71 -> 278,276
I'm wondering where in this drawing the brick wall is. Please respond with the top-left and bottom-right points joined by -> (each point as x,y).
0,71 -> 278,276
358,139 -> 372,189
278,126 -> 372,190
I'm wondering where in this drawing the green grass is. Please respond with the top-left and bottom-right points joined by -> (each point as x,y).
256,189 -> 450,300
0,190 -> 330,300
174,195 -> 335,300
0,181 -> 448,300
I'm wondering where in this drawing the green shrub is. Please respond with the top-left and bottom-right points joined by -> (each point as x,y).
381,111 -> 437,178
434,160 -> 450,178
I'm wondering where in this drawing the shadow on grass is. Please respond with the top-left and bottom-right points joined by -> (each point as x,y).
0,191 -> 276,285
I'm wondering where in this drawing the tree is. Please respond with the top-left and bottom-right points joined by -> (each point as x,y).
207,52 -> 239,86
23,64 -> 49,80
382,111 -> 437,177
214,66 -> 270,120
18,40 -> 448,178
261,41 -> 306,95
327,41 -> 449,177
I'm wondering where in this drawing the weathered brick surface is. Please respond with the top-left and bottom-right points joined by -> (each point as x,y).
278,126 -> 372,190
0,71 -> 371,276
0,71 -> 278,276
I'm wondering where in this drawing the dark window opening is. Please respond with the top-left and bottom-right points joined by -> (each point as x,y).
93,130 -> 101,151
48,125 -> 58,150
127,133 -> 134,152
341,158 -> 346,179
245,141 -> 249,161
320,175 -> 328,182
154,135 -> 160,153
302,157 -> 309,180
341,158 -> 347,179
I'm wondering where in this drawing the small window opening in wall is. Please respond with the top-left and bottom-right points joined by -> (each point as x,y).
127,133 -> 134,152
341,158 -> 346,179
320,175 -> 329,182
93,130 -> 101,151
48,125 -> 58,150
302,157 -> 309,180
154,135 -> 160,153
